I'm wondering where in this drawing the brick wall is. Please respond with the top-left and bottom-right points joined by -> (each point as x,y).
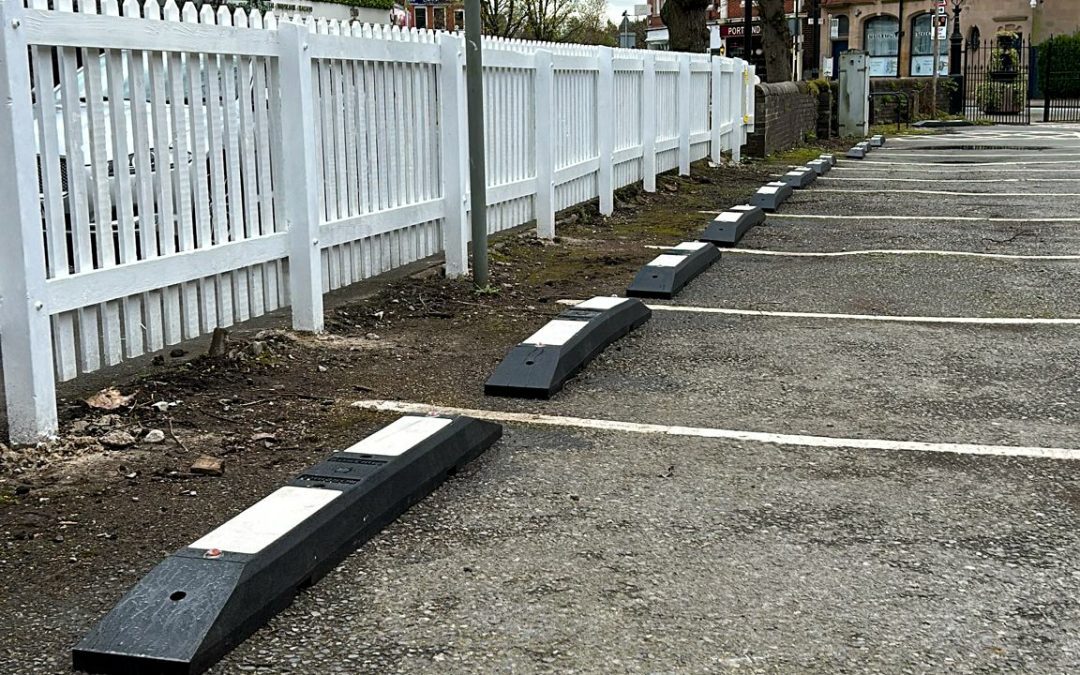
745,82 -> 822,157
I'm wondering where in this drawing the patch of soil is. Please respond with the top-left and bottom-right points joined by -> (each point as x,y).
0,159 -> 775,673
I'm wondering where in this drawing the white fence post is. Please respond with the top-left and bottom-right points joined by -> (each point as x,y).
732,60 -> 745,163
278,21 -> 324,332
747,64 -> 757,134
440,34 -> 469,272
642,52 -> 657,192
0,0 -> 58,443
597,46 -> 615,216
534,49 -> 555,238
678,54 -> 691,176
710,56 -> 723,162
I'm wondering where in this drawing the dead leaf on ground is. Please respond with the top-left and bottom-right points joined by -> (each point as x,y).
85,388 -> 135,411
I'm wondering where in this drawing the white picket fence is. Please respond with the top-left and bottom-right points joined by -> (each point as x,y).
0,0 -> 755,444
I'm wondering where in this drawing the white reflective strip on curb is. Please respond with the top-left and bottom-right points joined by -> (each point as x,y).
190,486 -> 341,555
351,401 -> 1080,462
575,296 -> 630,311
670,241 -> 711,252
556,299 -> 1080,325
648,254 -> 688,268
343,415 -> 453,456
523,320 -> 588,346
721,248 -> 1080,261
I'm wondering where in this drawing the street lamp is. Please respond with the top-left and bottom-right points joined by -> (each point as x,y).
949,0 -> 963,76
947,0 -> 964,115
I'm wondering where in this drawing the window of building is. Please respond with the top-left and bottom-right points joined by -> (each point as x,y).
910,13 -> 947,77
863,15 -> 898,77
454,9 -> 464,29
433,6 -> 446,29
414,7 -> 427,29
967,25 -> 980,50
830,15 -> 849,40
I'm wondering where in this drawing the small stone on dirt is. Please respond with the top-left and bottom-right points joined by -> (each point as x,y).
317,365 -> 328,373
143,429 -> 166,444
150,401 -> 177,413
190,456 -> 224,476
85,388 -> 135,411
250,432 -> 277,443
365,333 -> 380,340
248,341 -> 267,357
100,431 -> 137,448
169,348 -> 187,358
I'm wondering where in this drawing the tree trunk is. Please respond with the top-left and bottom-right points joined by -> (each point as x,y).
757,0 -> 792,82
660,0 -> 710,53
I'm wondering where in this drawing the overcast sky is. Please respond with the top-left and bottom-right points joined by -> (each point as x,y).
606,0 -> 647,26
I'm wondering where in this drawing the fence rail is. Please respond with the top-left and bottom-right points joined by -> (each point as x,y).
0,0 -> 755,444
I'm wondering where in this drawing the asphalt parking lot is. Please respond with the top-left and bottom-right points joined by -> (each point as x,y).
206,126 -> 1080,673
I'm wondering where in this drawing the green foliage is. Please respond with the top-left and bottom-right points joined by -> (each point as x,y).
975,30 -> 1027,114
803,78 -> 830,97
1038,32 -> 1080,98
975,79 -> 1027,114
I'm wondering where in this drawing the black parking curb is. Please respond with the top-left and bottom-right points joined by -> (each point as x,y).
626,242 -> 720,299
700,204 -> 765,246
484,297 -> 651,399
781,167 -> 816,188
749,181 -> 794,210
72,415 -> 503,675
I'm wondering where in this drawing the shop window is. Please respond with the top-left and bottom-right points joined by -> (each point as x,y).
910,14 -> 947,76
454,9 -> 464,29
414,8 -> 427,29
434,6 -> 446,30
864,15 -> 898,77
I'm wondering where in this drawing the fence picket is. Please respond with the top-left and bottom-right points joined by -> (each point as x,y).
3,0 -> 753,443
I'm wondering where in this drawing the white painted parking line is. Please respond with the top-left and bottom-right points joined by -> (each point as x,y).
351,400 -> 1080,462
766,213 -> 1080,223
640,245 -> 1080,259
874,153 -> 1080,159
820,177 -> 1022,183
811,189 -> 1080,197
718,248 -> 1080,261
832,167 -> 1080,173
855,160 -> 1080,166
556,299 -> 1080,325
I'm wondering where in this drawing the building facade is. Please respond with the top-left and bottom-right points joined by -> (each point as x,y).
646,0 -> 818,79
407,0 -> 465,31
264,0 -> 398,25
821,0 -> 1079,79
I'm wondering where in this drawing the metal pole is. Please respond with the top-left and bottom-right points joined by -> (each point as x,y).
810,0 -> 820,79
1043,35 -> 1053,123
949,3 -> 963,75
744,0 -> 752,63
465,0 -> 488,287
932,10 -> 941,114
949,3 -> 963,115
896,0 -> 904,78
